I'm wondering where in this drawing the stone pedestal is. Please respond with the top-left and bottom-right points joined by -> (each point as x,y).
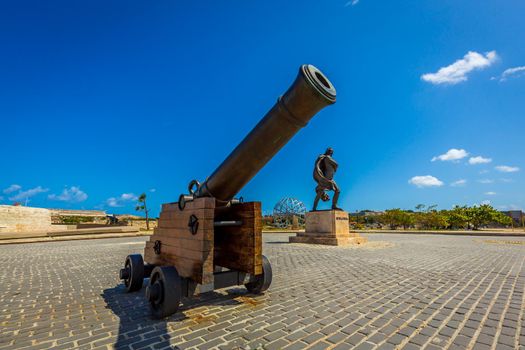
289,210 -> 367,246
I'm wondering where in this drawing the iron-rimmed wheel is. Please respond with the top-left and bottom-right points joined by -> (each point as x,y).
245,255 -> 272,294
119,254 -> 144,293
146,266 -> 182,319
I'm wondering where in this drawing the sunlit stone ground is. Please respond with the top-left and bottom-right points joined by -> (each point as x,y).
0,233 -> 524,350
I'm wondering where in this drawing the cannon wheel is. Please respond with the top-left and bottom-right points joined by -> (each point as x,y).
120,254 -> 144,293
146,266 -> 182,319
245,255 -> 272,294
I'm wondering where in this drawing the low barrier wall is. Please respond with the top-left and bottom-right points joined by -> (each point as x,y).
0,205 -> 52,233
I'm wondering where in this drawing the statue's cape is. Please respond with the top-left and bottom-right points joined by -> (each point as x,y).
313,155 -> 336,190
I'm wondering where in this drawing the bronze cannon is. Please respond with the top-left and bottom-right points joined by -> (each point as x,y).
119,64 -> 336,318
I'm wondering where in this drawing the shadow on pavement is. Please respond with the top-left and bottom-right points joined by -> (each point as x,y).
102,284 -> 181,350
102,282 -> 247,349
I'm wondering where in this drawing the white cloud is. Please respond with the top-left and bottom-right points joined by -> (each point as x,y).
500,66 -> 525,81
480,200 -> 491,205
478,179 -> 494,184
450,179 -> 467,187
8,186 -> 48,201
421,51 -> 497,85
106,193 -> 138,207
484,192 -> 496,196
409,175 -> 444,188
479,170 -> 489,174
149,188 -> 156,193
3,184 -> 21,194
500,178 -> 514,183
120,193 -> 138,201
345,0 -> 359,6
495,165 -> 519,173
431,148 -> 469,162
48,186 -> 88,203
468,156 -> 492,165
106,198 -> 121,208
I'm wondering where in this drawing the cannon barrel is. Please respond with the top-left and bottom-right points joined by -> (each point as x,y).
191,64 -> 336,204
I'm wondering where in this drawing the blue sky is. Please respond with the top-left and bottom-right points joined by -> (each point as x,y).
1,0 -> 524,216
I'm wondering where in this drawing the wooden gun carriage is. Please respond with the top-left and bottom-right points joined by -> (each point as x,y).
119,64 -> 336,318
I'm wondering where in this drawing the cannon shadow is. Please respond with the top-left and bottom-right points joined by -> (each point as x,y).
102,283 -> 180,350
102,282 -> 246,349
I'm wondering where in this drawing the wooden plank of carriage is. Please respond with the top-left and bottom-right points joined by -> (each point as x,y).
144,197 -> 215,284
214,202 -> 262,275
161,197 -> 216,212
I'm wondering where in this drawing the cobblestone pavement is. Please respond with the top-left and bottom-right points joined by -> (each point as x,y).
1,233 -> 524,350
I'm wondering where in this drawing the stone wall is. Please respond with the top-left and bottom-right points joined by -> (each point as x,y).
50,208 -> 107,224
0,205 -> 52,233
128,219 -> 158,231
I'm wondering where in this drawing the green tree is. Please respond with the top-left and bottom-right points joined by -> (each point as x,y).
415,204 -> 426,212
445,206 -> 469,230
490,210 -> 513,226
466,204 -> 507,230
135,193 -> 150,230
418,210 -> 448,230
380,209 -> 399,229
413,205 -> 447,230
427,204 -> 438,212
381,209 -> 413,229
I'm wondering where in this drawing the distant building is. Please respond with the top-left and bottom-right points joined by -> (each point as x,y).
501,210 -> 525,226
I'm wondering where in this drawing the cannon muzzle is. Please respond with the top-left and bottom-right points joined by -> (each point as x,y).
180,64 -> 336,208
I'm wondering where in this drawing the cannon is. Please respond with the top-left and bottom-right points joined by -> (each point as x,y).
119,64 -> 336,318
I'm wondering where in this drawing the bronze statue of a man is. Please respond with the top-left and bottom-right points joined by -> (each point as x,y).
313,147 -> 341,211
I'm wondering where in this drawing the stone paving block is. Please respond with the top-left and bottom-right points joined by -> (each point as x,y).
376,343 -> 396,350
438,326 -> 455,337
264,338 -> 289,350
332,343 -> 353,350
386,333 -> 406,346
283,341 -> 308,350
303,332 -> 325,344
354,341 -> 374,350
476,333 -> 494,346
177,337 -> 205,348
263,329 -> 288,343
401,343 -> 420,350
345,332 -> 366,346
320,324 -> 340,335
242,329 -> 266,341
284,329 -> 309,342
152,340 -> 174,349
480,326 -> 497,337
494,344 -> 514,350
326,331 -> 347,344
397,326 -> 416,337
473,342 -> 491,350
497,334 -> 515,347
308,340 -> 332,350
340,324 -> 360,335
197,338 -> 225,349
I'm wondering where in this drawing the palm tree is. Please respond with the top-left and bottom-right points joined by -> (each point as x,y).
135,193 -> 150,230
